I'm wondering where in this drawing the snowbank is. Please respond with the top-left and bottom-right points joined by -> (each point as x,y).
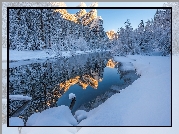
26,105 -> 77,126
9,95 -> 32,100
9,117 -> 24,126
75,55 -> 178,134
8,48 -> 103,61
9,49 -> 55,61
75,110 -> 87,123
77,55 -> 171,126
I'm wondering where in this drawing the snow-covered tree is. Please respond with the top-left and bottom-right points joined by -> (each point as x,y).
112,9 -> 171,56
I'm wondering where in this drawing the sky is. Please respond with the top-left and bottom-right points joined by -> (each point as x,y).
65,2 -> 165,32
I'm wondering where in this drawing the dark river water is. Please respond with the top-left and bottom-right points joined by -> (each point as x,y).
9,52 -> 139,125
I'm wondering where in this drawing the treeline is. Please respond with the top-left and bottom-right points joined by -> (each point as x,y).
9,9 -> 109,51
112,9 -> 171,56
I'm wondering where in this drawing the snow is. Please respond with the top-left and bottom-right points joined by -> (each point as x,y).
26,105 -> 77,126
74,110 -> 87,123
9,95 -> 32,100
113,55 -> 136,71
75,55 -> 177,134
113,56 -> 133,63
9,49 -> 56,61
2,55 -> 177,133
7,48 -> 103,61
69,93 -> 76,99
120,62 -> 135,71
90,16 -> 102,29
77,55 -> 171,126
9,117 -> 24,126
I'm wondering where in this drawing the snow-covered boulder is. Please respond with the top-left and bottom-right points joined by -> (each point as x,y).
75,110 -> 87,123
69,93 -> 76,99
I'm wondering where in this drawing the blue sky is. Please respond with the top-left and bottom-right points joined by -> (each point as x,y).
65,2 -> 165,32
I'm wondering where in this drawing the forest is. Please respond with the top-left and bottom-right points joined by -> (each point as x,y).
9,8 -> 171,56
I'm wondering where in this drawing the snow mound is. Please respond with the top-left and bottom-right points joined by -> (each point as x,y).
75,110 -> 87,123
69,93 -> 76,99
26,105 -> 77,126
9,95 -> 32,100
9,117 -> 24,126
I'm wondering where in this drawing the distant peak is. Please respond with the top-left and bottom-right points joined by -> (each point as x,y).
55,7 -> 99,26
76,9 -> 87,18
106,30 -> 117,39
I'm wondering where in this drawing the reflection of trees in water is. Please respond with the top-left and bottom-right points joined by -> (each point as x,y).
77,62 -> 139,112
77,89 -> 119,112
9,52 -> 112,125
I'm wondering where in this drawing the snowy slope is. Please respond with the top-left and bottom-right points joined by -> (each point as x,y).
75,55 -> 178,134
26,105 -> 77,126
76,55 -> 171,126
3,55 -> 176,133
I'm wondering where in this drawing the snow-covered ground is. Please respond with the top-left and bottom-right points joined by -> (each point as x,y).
26,105 -> 77,126
8,49 -> 84,61
9,95 -> 32,101
3,52 -> 177,133
76,55 -> 178,134
76,55 -> 171,126
2,48 -> 107,62
8,55 -> 171,125
2,48 -> 108,69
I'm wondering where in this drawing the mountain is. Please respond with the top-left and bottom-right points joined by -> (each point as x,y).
106,30 -> 117,39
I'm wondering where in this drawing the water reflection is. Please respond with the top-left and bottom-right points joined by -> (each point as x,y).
9,52 -> 139,125
9,52 -> 113,125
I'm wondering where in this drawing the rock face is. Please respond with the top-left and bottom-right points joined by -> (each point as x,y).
80,9 -> 97,25
76,9 -> 87,18
9,8 -> 110,51
55,9 -> 78,23
55,9 -> 97,26
106,30 -> 117,39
